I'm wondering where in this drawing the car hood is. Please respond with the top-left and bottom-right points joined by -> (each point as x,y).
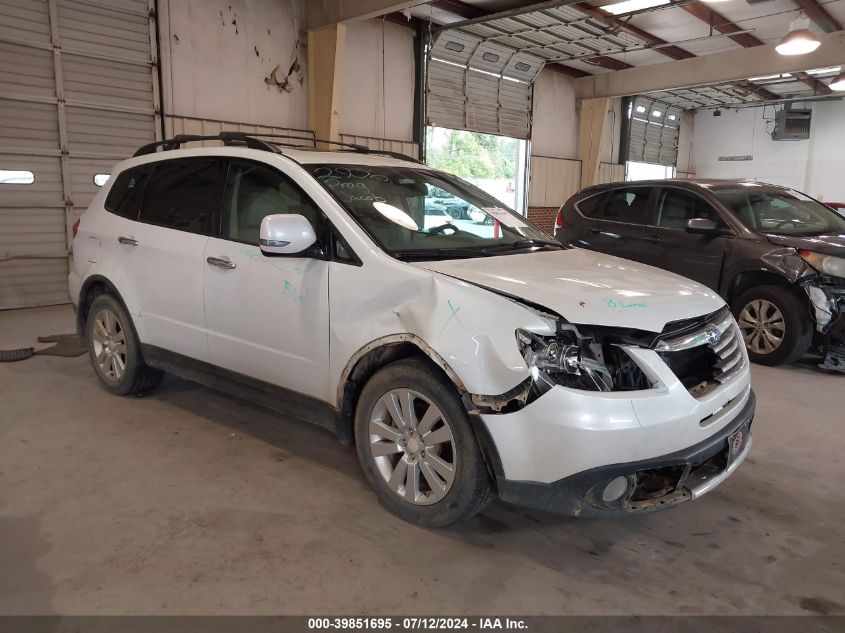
766,233 -> 845,256
414,248 -> 724,332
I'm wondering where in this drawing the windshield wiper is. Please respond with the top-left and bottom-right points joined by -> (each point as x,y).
392,247 -> 495,261
481,239 -> 565,253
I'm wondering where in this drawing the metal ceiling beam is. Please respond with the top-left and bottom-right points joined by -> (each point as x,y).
675,1 -> 765,49
429,0 -> 629,73
430,0 -> 583,32
793,71 -> 833,95
790,0 -> 842,33
304,0 -> 421,29
677,0 -> 831,97
572,2 -> 695,60
575,29 -> 845,98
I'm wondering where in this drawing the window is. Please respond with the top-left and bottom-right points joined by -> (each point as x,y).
711,186 -> 845,236
0,170 -> 34,184
575,192 -> 607,218
592,187 -> 652,224
223,161 -> 322,245
305,163 -> 550,260
138,159 -> 220,234
104,164 -> 154,220
656,188 -> 726,230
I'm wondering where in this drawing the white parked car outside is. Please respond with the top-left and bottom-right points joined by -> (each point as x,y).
69,133 -> 754,526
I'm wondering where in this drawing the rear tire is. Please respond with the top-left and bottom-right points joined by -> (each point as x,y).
732,285 -> 812,366
354,358 -> 493,527
86,294 -> 163,395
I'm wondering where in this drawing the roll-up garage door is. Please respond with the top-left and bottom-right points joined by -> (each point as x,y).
627,96 -> 684,167
426,31 -> 544,139
0,0 -> 159,309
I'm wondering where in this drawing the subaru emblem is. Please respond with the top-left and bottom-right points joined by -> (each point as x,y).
704,325 -> 721,346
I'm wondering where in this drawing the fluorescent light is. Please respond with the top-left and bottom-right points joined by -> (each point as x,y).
636,105 -> 646,112
749,73 -> 792,81
776,18 -> 821,56
668,114 -> 677,120
652,110 -> 662,117
831,71 -> 845,91
604,0 -> 668,15
807,66 -> 841,75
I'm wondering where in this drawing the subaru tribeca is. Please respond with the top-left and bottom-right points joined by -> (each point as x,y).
69,133 -> 754,526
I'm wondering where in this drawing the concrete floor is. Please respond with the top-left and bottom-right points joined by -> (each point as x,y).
1,304 -> 843,616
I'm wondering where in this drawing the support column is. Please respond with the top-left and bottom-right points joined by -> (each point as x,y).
578,97 -> 609,188
307,24 -> 346,147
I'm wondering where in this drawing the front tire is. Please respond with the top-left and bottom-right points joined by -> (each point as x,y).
354,359 -> 493,527
732,285 -> 812,366
86,294 -> 163,395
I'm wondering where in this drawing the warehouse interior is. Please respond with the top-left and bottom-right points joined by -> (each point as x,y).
1,0 -> 844,620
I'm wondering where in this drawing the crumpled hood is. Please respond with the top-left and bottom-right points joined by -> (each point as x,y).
414,248 -> 724,332
766,233 -> 845,257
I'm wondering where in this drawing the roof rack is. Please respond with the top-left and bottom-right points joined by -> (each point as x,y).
133,131 -> 423,164
133,132 -> 280,157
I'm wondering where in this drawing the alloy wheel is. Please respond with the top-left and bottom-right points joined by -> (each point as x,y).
367,388 -> 456,505
91,308 -> 127,382
738,299 -> 785,355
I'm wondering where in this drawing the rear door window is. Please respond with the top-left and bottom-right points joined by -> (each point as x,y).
575,192 -> 606,218
104,164 -> 154,220
138,159 -> 222,235
592,187 -> 652,224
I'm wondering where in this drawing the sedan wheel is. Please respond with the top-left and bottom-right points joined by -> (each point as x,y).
91,308 -> 128,382
367,388 -> 456,505
737,299 -> 785,355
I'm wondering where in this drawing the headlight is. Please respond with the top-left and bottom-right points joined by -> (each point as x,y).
799,250 -> 845,278
515,326 -> 651,394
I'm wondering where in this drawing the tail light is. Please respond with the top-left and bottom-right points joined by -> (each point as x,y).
554,208 -> 565,234
72,218 -> 80,239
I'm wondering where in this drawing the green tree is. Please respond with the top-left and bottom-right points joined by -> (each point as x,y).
426,128 -> 517,180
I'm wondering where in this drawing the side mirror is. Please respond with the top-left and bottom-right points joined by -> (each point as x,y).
686,218 -> 719,235
259,214 -> 317,255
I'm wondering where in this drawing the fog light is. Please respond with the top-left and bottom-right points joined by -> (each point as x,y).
602,476 -> 629,503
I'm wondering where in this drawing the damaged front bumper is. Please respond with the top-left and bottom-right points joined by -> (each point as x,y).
804,277 -> 845,371
493,389 -> 755,517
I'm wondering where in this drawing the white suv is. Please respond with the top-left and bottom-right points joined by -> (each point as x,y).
69,133 -> 755,526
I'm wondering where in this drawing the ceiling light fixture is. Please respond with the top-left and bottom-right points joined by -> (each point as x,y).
830,70 -> 845,91
807,66 -> 841,75
604,0 -> 669,16
776,17 -> 821,56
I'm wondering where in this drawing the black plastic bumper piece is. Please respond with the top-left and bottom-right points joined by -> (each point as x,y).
496,388 -> 756,518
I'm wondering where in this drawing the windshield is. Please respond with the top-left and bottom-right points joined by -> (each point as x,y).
306,164 -> 557,260
711,186 -> 845,236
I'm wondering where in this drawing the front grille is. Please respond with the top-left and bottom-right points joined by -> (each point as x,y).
656,308 -> 746,397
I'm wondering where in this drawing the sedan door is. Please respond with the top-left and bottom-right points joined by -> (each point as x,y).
638,186 -> 731,289
202,159 -> 330,401
574,186 -> 655,263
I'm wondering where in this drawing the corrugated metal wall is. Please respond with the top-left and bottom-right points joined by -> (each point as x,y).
0,0 -> 159,309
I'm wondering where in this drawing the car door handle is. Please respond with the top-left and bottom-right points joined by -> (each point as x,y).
643,234 -> 662,243
207,256 -> 236,270
117,236 -> 138,246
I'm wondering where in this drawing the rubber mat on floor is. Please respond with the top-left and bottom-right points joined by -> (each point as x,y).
34,333 -> 87,357
0,348 -> 35,362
